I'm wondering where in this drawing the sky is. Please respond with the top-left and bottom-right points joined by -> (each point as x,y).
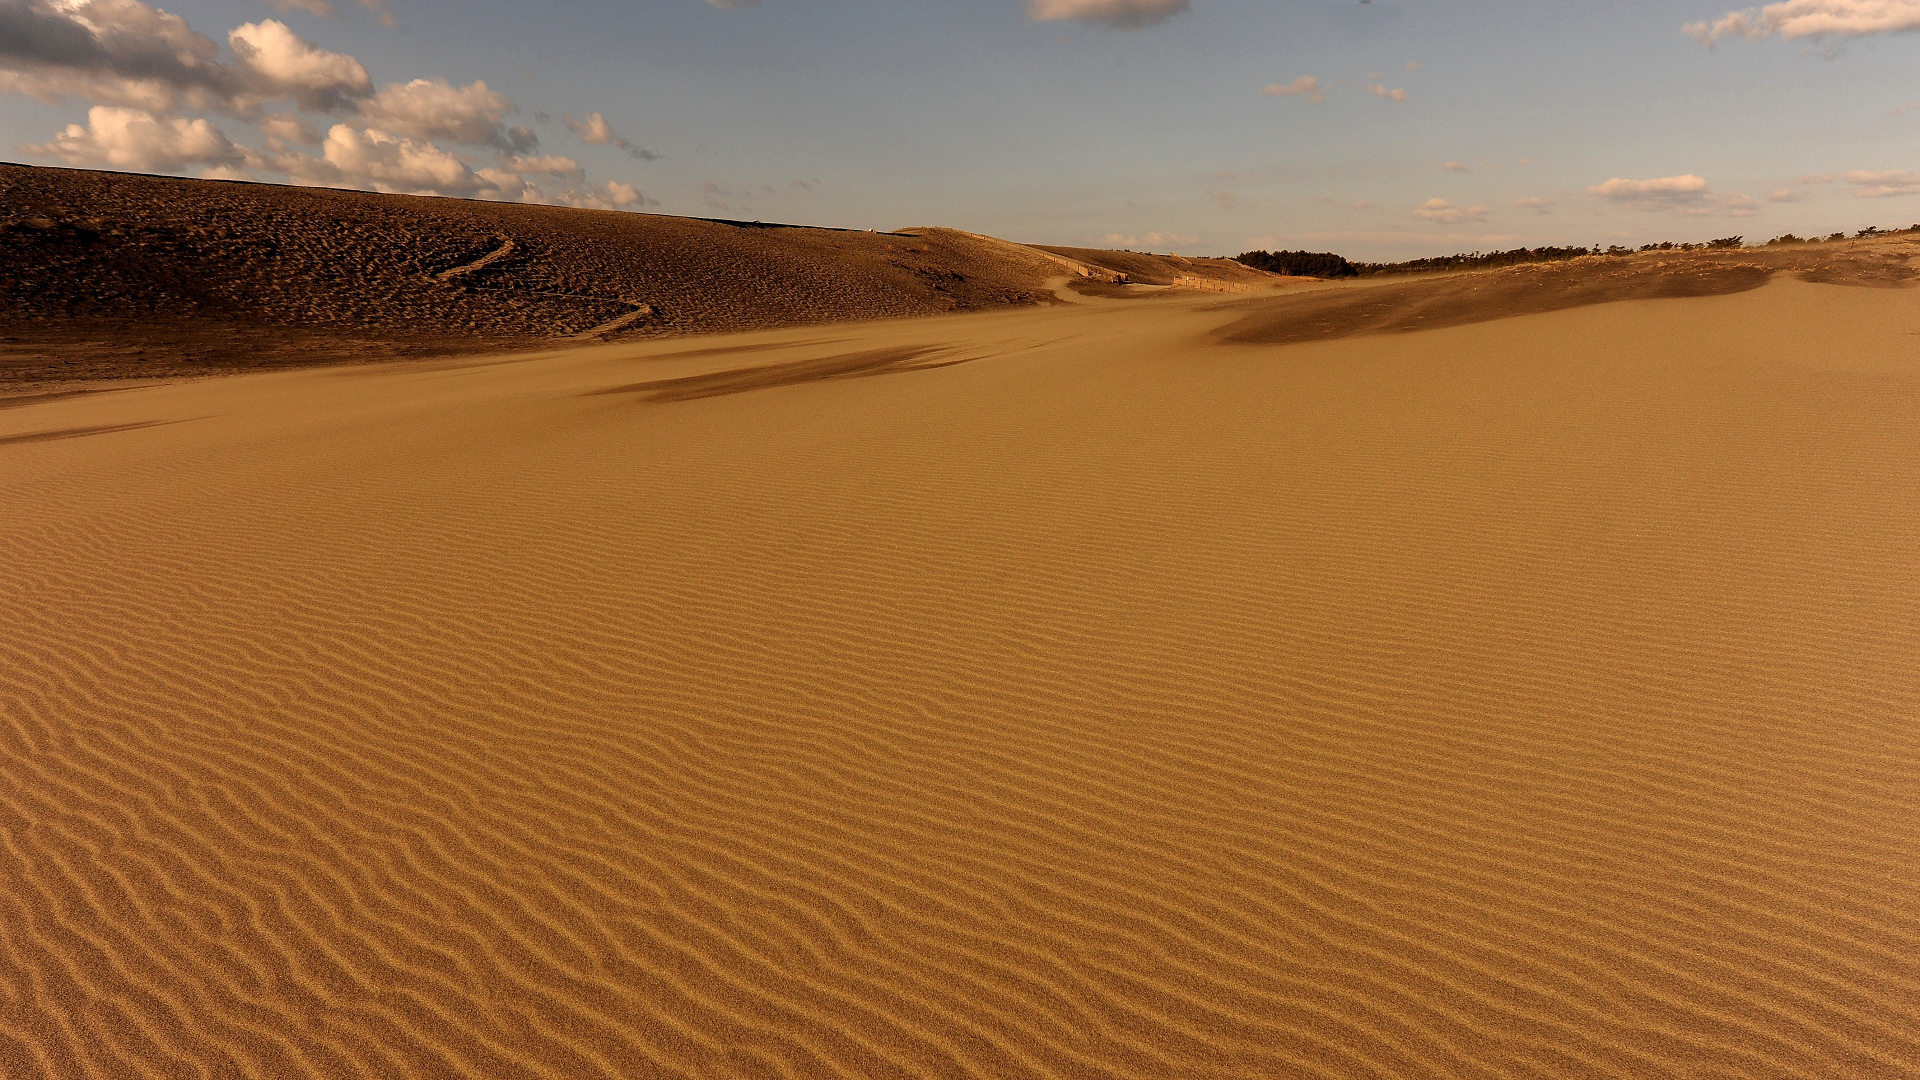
4,0 -> 1920,259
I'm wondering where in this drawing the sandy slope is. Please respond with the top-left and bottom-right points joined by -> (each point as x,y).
3,277 -> 1919,1078
1,165 -> 1279,389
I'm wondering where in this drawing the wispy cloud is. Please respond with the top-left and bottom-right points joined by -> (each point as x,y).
701,179 -> 738,212
564,111 -> 658,161
267,0 -> 395,26
1684,0 -> 1920,44
1413,198 -> 1488,224
1260,75 -> 1324,103
1441,160 -> 1469,173
267,0 -> 335,16
1366,75 -> 1407,102
1512,197 -> 1554,212
1840,170 -> 1920,197
1099,230 -> 1200,249
1245,228 -> 1523,251
1028,0 -> 1190,30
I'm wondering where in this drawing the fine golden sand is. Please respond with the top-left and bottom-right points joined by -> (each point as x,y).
3,275 -> 1918,1077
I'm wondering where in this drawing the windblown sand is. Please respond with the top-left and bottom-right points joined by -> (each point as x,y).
3,276 -> 1918,1078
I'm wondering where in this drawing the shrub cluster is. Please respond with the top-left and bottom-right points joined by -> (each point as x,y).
1233,249 -> 1359,278
1354,246 -> 1593,276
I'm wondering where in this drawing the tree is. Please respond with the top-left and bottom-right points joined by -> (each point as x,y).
1233,250 -> 1359,278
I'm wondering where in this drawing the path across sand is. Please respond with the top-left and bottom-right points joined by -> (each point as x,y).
433,234 -> 517,282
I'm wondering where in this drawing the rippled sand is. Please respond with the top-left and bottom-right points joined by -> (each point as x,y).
3,275 -> 1917,1078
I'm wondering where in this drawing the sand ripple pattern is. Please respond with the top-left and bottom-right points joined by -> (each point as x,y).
3,283 -> 1919,1077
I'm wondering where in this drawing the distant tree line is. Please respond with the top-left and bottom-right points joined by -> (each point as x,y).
1355,246 -> 1594,275
1233,249 -> 1360,277
1766,225 -> 1920,245
1232,224 -> 1920,281
1235,245 -> 1608,279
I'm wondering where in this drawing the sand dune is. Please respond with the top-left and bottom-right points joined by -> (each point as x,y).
1212,241 -> 1916,346
0,166 -> 1273,390
4,253 -> 1919,1078
1030,245 -> 1281,290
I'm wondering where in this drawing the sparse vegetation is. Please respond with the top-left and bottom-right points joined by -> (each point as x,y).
1226,219 -> 1920,283
1355,246 -> 1594,276
1231,219 -> 1920,283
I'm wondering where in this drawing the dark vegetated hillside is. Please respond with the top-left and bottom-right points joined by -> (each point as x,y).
0,164 -> 1072,385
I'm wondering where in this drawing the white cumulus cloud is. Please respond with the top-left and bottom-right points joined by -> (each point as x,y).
359,78 -> 532,149
0,0 -> 238,111
1591,174 -> 1710,200
1685,0 -> 1920,43
228,19 -> 370,111
3,0 -> 651,213
259,111 -> 321,145
1260,76 -> 1323,103
0,3 -> 376,115
1028,0 -> 1190,30
316,123 -> 481,194
553,180 -> 653,209
22,105 -> 244,172
1589,174 -> 1758,216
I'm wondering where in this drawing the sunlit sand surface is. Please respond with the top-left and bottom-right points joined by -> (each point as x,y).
4,274 -> 1917,1077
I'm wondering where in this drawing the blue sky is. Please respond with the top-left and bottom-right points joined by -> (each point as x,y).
5,0 -> 1920,259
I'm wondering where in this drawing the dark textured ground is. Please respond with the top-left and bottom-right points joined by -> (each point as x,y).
3,165 -> 1279,391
